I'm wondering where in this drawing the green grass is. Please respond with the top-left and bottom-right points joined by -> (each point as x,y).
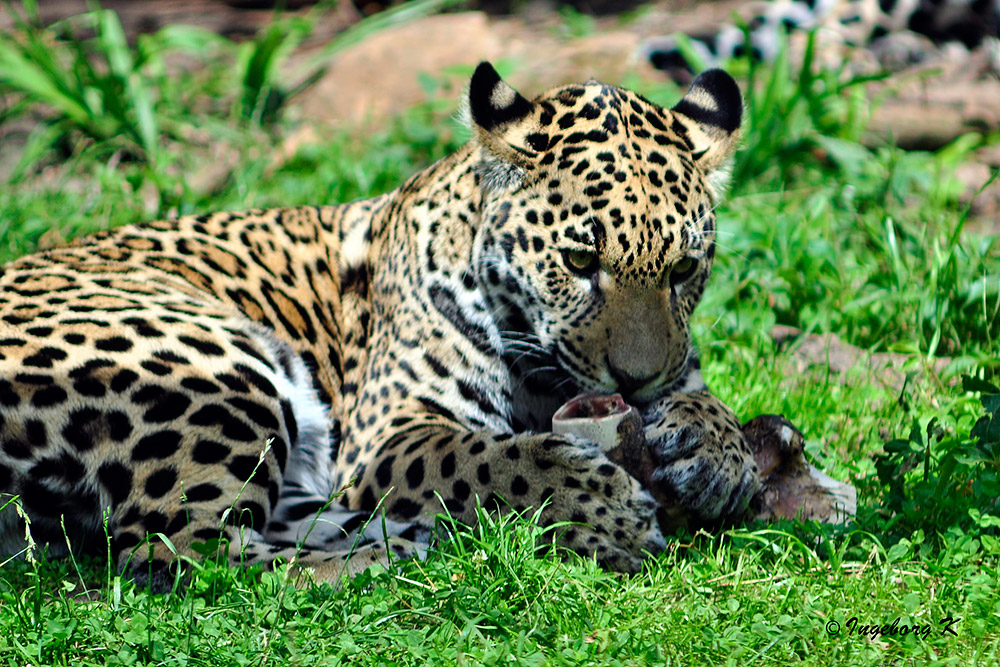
1,9 -> 999,666
2,512 -> 997,665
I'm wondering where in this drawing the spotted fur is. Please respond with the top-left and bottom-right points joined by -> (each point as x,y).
643,0 -> 1000,81
0,63 -> 757,588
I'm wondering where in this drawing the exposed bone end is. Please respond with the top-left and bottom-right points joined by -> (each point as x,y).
552,392 -> 653,479
553,393 -> 635,450
554,393 -> 683,530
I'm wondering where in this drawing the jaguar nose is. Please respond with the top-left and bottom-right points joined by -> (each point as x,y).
607,363 -> 657,399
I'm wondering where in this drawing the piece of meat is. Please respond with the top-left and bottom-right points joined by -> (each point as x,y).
553,394 -> 857,533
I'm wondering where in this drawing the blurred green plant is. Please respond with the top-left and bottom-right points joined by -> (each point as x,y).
0,0 -> 167,174
680,22 -> 1000,359
0,0 -> 461,189
734,29 -> 884,187
237,12 -> 318,127
554,5 -> 596,39
240,0 -> 463,125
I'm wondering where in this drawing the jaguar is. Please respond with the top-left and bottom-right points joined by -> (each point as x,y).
0,62 -> 757,590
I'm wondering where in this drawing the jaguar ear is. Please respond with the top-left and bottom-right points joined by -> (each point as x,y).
468,61 -> 533,133
670,69 -> 743,174
466,62 -> 537,191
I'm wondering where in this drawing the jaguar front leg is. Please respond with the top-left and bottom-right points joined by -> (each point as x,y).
341,421 -> 666,573
642,390 -> 760,524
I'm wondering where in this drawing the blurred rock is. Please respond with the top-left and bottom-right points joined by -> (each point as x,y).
300,13 -> 502,124
771,325 -> 952,389
865,81 -> 1000,151
864,51 -> 1000,150
296,10 -> 658,126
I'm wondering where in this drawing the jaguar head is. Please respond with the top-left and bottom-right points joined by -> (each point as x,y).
468,62 -> 742,403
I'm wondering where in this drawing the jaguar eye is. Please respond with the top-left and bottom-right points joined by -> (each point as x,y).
562,249 -> 600,276
669,257 -> 698,286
